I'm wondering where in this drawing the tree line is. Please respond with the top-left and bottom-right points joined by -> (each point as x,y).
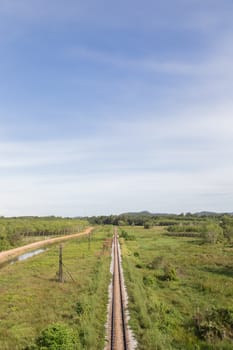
86,212 -> 233,244
86,212 -> 214,227
0,217 -> 88,251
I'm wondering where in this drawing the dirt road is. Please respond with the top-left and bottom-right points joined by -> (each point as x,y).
0,227 -> 93,265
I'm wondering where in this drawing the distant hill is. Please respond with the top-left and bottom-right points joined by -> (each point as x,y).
194,211 -> 233,217
121,211 -> 233,217
121,211 -> 175,217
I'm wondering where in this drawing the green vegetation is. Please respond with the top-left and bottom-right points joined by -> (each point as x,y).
221,216 -> 233,243
120,225 -> 233,350
193,307 -> 233,342
0,217 -> 88,251
119,229 -> 135,241
200,223 -> 223,244
86,211 -> 233,229
26,323 -> 79,350
2,212 -> 233,349
0,226 -> 112,350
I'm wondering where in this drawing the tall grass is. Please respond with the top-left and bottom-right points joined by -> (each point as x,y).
0,226 -> 112,350
121,226 -> 233,349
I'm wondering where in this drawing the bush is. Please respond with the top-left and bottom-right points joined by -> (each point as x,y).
143,275 -> 154,286
135,263 -> 143,269
119,230 -> 135,240
35,323 -> 79,350
193,308 -> 233,341
162,264 -> 177,281
118,220 -> 127,226
144,221 -> 153,229
147,256 -> 164,270
167,224 -> 201,233
0,234 -> 10,251
197,321 -> 225,341
75,301 -> 84,316
201,223 -> 223,244
221,218 -> 233,242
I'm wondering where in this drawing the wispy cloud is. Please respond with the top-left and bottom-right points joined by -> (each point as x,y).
68,29 -> 233,76
66,47 -> 197,75
0,0 -> 233,215
1,107 -> 233,215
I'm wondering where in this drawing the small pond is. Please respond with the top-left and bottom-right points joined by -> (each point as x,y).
0,248 -> 47,269
13,248 -> 47,263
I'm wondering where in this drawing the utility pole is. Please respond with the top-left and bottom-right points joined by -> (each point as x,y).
58,244 -> 64,283
88,231 -> 91,250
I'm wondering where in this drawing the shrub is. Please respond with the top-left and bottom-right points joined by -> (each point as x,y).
167,224 -> 201,233
75,301 -> 84,316
193,308 -> 233,341
0,234 -> 10,251
119,230 -> 135,240
135,263 -> 143,269
197,321 -> 224,341
35,323 -> 79,350
144,221 -> 153,229
201,223 -> 223,244
118,220 -> 127,226
221,216 -> 233,240
147,256 -> 164,270
143,275 -> 154,286
162,264 -> 177,281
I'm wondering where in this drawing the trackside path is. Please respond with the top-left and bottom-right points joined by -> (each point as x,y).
0,227 -> 93,265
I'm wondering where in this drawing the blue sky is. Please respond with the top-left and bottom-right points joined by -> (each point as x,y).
0,0 -> 233,216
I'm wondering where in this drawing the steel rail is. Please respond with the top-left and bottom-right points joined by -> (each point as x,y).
110,229 -> 128,350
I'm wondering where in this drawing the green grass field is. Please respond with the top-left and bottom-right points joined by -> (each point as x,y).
0,226 -> 112,350
120,226 -> 233,350
1,223 -> 233,349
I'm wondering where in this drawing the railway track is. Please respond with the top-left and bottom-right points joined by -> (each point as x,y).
110,228 -> 128,350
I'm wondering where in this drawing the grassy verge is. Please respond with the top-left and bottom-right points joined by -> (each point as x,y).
0,226 -> 113,350
120,226 -> 233,350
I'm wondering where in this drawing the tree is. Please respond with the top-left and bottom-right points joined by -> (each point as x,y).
201,223 -> 223,244
0,226 -> 10,251
144,221 -> 153,229
221,216 -> 233,242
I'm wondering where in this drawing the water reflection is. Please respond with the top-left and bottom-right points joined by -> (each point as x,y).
11,248 -> 47,264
